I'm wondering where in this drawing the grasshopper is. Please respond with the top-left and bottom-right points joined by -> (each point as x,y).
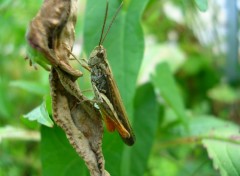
87,2 -> 135,146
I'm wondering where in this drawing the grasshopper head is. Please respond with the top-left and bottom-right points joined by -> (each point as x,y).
88,45 -> 107,68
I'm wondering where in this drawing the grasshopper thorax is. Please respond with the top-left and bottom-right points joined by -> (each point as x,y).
88,45 -> 107,68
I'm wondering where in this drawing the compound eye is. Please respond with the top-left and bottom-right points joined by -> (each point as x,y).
97,51 -> 104,58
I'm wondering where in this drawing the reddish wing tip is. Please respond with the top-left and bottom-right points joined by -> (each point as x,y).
104,116 -> 116,132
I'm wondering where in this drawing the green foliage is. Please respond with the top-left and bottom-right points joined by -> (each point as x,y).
198,117 -> 240,176
23,101 -> 53,127
151,62 -> 187,124
194,0 -> 208,12
204,139 -> 240,176
1,0 -> 240,176
84,0 -> 149,175
84,0 -> 147,113
9,80 -> 49,96
129,83 -> 159,176
171,115 -> 240,175
25,44 -> 51,71
41,0 -> 151,175
208,84 -> 239,103
41,126 -> 88,176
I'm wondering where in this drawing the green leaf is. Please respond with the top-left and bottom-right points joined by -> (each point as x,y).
194,0 -> 208,12
26,43 -> 51,71
84,0 -> 149,176
23,102 -> 53,127
20,115 -> 39,129
102,133 -> 124,176
208,84 -> 238,103
41,126 -> 88,176
174,115 -> 238,137
151,62 -> 187,123
9,80 -> 48,96
129,83 -> 159,176
84,0 -> 146,115
0,77 -> 11,118
172,115 -> 240,176
45,94 -> 52,116
200,118 -> 240,176
204,139 -> 240,176
203,139 -> 240,176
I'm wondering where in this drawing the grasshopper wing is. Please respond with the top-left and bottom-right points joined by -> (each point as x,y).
104,61 -> 135,146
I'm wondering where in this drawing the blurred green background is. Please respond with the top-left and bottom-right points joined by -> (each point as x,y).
1,0 -> 240,176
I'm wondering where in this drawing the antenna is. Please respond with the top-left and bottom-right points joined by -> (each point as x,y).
99,1 -> 123,45
99,1 -> 109,46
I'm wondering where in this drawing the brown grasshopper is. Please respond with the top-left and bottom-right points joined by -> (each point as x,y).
87,2 -> 135,146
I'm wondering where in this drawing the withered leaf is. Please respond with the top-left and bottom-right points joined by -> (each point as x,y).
49,68 -> 109,176
26,0 -> 82,78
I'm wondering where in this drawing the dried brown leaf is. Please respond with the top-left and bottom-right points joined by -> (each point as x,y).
26,0 -> 82,77
50,68 -> 109,176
